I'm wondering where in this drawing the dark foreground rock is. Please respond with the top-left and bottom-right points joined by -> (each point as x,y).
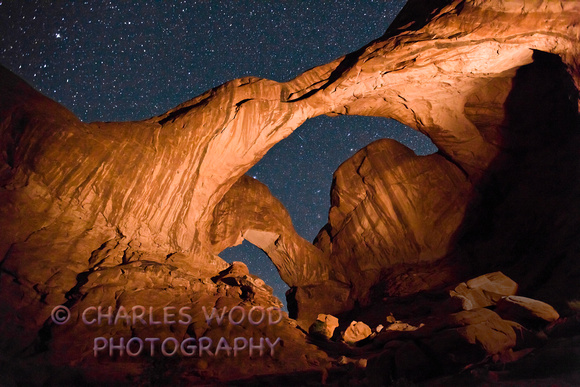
1,0 -> 579,384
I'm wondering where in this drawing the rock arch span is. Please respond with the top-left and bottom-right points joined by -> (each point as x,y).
1,0 -> 579,382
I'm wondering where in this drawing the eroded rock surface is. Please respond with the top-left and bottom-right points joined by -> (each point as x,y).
450,271 -> 519,310
309,314 -> 340,340
496,295 -> 561,327
342,321 -> 373,345
208,174 -> 329,287
314,138 -> 472,306
1,0 -> 579,384
291,0 -> 580,321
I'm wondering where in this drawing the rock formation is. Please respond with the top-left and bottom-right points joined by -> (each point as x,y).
309,314 -> 339,340
313,138 -> 472,306
208,175 -> 330,287
1,0 -> 579,384
496,295 -> 560,327
342,321 -> 372,345
450,271 -> 518,310
292,0 -> 580,324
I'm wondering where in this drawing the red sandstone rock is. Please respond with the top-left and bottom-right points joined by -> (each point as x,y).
450,271 -> 519,310
208,174 -> 329,287
368,308 -> 524,383
314,138 -> 472,306
496,295 -> 560,327
0,0 -> 579,384
342,321 -> 372,345
420,308 -> 519,362
309,314 -> 340,340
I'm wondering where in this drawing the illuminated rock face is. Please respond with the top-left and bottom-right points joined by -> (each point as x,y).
1,0 -> 580,384
208,175 -> 331,287
314,139 -> 472,304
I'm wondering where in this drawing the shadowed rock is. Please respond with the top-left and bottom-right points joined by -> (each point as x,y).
1,0 -> 579,384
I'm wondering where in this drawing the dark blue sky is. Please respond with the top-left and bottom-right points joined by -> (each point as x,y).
0,0 -> 436,306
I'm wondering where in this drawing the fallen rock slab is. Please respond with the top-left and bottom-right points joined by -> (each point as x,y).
496,295 -> 560,327
450,271 -> 518,310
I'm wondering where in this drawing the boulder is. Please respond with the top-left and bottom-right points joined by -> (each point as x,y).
450,272 -> 518,310
309,314 -> 340,340
368,308 -> 522,383
342,321 -> 372,345
496,296 -> 560,327
386,322 -> 423,332
421,308 -> 519,370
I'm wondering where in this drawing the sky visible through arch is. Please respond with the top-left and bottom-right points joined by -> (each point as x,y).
0,0 -> 437,306
221,113 -> 436,306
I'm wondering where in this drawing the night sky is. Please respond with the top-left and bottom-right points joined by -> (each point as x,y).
0,0 -> 437,306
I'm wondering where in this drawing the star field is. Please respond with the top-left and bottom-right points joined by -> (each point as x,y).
0,0 -> 436,306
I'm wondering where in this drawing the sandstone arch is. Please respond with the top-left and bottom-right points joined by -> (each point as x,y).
1,0 -> 579,383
